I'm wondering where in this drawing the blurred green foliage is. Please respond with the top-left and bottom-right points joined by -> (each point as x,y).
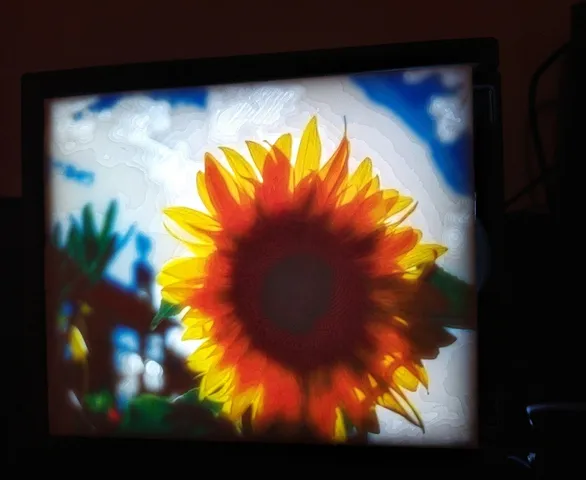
51,200 -> 135,287
117,391 -> 234,438
428,266 -> 475,329
84,390 -> 115,414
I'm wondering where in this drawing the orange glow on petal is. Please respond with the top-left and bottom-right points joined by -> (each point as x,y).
319,130 -> 349,201
255,365 -> 302,428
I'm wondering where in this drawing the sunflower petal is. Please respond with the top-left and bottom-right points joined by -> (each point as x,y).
186,341 -> 224,374
157,257 -> 207,284
182,323 -> 211,340
274,133 -> 292,160
334,407 -> 347,442
350,157 -> 373,190
255,365 -> 302,428
320,127 -> 349,199
260,141 -> 292,210
397,243 -> 448,271
392,365 -> 420,392
246,141 -> 270,173
196,171 -> 216,216
295,116 -> 321,184
367,175 -> 380,196
205,154 -> 248,231
161,278 -> 202,304
163,207 -> 220,245
377,392 -> 421,428
205,153 -> 240,198
387,194 -> 413,217
219,146 -> 258,196
227,387 -> 261,421
199,365 -> 235,401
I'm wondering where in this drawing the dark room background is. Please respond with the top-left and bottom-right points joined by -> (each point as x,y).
1,0 -> 574,204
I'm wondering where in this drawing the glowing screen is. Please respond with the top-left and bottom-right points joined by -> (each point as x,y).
46,66 -> 476,446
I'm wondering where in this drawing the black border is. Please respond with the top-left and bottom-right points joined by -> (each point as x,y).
22,38 -> 501,467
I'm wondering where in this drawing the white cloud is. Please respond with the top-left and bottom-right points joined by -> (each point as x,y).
428,94 -> 470,144
403,66 -> 472,144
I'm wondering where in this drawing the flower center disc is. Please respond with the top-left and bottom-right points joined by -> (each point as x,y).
261,254 -> 334,334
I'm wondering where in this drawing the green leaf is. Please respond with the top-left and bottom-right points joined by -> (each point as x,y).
99,200 -> 118,247
84,390 -> 115,414
118,394 -> 173,435
66,222 -> 86,269
174,388 -> 223,417
82,204 -> 97,242
427,266 -> 475,329
151,300 -> 183,331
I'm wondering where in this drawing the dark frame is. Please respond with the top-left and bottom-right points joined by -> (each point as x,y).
22,38 -> 502,468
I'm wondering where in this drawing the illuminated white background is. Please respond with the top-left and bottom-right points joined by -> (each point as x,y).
48,72 -> 475,447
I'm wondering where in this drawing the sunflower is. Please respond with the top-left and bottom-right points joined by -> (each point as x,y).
157,116 -> 456,442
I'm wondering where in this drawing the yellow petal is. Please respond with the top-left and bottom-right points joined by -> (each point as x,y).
377,392 -> 421,428
163,207 -> 220,244
353,388 -> 366,402
334,407 -> 347,442
182,322 -> 212,340
69,326 -> 88,362
340,184 -> 358,205
197,171 -> 216,216
397,243 -> 448,271
157,257 -> 207,285
182,309 -> 212,328
387,195 -> 413,217
366,175 -> 380,197
162,221 -> 215,256
161,279 -> 201,304
350,157 -> 373,190
295,116 -> 321,184
199,366 -> 235,401
387,201 -> 418,230
413,364 -> 429,390
274,133 -> 292,159
246,141 -> 270,173
187,342 -> 224,373
391,388 -> 425,431
392,366 -> 420,392
206,376 -> 236,403
227,388 -> 261,421
219,146 -> 257,196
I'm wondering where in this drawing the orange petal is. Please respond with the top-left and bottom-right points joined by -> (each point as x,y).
332,367 -> 372,428
255,365 -> 302,429
319,128 -> 349,201
235,351 -> 268,391
204,153 -> 247,232
307,375 -> 338,439
260,141 -> 292,212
